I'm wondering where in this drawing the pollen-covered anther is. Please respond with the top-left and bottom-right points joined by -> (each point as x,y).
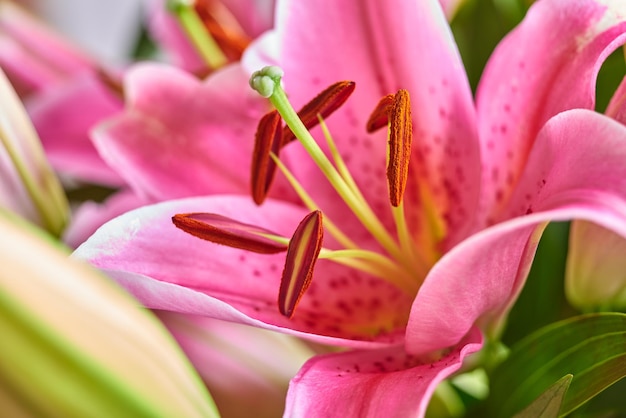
366,94 -> 394,133
172,212 -> 288,254
387,89 -> 413,207
251,110 -> 283,205
283,81 -> 356,143
279,210 -> 324,318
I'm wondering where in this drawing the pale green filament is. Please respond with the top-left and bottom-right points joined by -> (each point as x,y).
392,203 -> 428,279
320,249 -> 418,294
168,0 -> 228,70
270,153 -> 359,250
256,232 -> 417,294
318,116 -> 364,199
383,127 -> 428,275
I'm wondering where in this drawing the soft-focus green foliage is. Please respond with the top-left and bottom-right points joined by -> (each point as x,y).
482,313 -> 626,417
451,0 -> 530,91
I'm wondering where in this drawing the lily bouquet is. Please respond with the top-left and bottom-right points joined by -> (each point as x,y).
2,0 -> 626,416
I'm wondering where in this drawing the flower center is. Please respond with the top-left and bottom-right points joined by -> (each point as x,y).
174,66 -> 449,318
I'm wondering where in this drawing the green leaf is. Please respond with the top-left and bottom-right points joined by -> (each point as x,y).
484,313 -> 626,417
513,375 -> 572,418
451,0 -> 530,92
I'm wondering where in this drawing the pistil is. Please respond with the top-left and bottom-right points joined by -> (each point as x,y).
173,66 -> 441,319
248,67 -> 429,290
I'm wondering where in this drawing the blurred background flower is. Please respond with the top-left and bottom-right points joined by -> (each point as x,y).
0,211 -> 218,417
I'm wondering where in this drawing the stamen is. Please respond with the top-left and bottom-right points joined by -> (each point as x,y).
319,249 -> 418,294
279,210 -> 324,318
250,66 -> 405,262
193,0 -> 251,60
95,67 -> 124,99
387,89 -> 413,207
172,213 -> 288,254
251,110 -> 283,205
318,116 -> 364,201
366,94 -> 394,133
270,152 -> 359,250
168,0 -> 228,69
282,81 -> 356,143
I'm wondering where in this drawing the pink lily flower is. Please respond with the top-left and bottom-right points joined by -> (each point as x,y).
74,0 -> 626,415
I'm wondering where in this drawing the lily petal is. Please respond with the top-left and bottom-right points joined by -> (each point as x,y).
408,110 -> 626,354
249,0 -> 480,245
28,73 -> 124,186
92,63 -> 271,200
63,190 -> 147,249
158,311 -> 312,418
439,0 -> 468,19
0,1 -> 94,90
605,74 -> 626,123
476,0 -> 626,221
74,195 -> 412,348
286,327 -> 482,418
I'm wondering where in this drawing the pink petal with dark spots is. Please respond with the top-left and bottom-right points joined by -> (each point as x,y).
74,195 -> 413,347
246,0 -> 480,248
476,0 -> 626,223
285,327 -> 482,418
408,110 -> 626,354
